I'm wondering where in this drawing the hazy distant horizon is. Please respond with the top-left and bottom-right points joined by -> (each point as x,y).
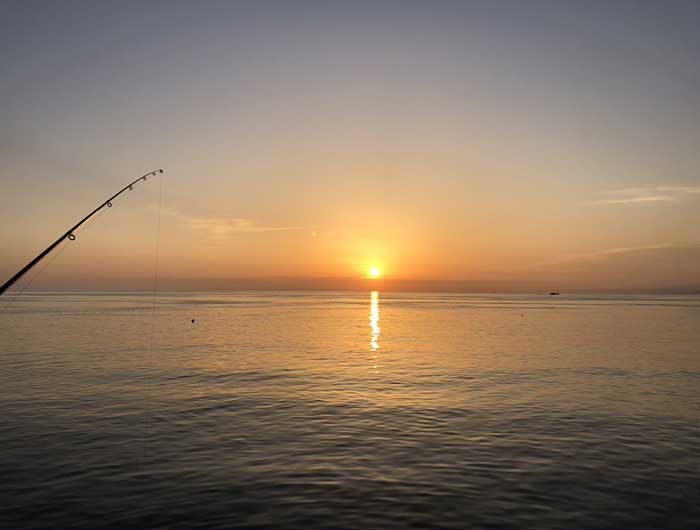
5,238 -> 700,295
14,275 -> 700,295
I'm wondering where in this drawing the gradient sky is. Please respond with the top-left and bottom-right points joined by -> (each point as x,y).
1,0 -> 699,291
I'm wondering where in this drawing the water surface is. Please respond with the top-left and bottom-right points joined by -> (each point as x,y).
2,292 -> 699,529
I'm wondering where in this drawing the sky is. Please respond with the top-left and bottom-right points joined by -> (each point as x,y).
1,0 -> 699,292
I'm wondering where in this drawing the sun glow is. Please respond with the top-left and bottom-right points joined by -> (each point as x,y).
369,266 -> 381,278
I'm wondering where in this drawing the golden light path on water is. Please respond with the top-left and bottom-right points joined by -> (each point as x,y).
370,291 -> 380,373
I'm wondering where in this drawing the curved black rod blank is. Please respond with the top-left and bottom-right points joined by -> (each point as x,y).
0,169 -> 164,296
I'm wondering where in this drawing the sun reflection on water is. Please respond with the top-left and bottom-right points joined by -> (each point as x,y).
370,290 -> 380,373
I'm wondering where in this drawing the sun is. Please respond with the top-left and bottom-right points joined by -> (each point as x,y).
369,266 -> 381,278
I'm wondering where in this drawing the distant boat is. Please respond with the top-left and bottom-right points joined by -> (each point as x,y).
549,292 -> 560,296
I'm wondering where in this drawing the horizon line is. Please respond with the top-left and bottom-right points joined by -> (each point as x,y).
6,275 -> 700,296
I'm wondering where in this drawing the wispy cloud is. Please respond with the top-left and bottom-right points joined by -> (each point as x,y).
595,186 -> 700,205
160,206 -> 312,243
529,242 -> 700,291
598,195 -> 679,204
534,242 -> 700,271
540,243 -> 680,266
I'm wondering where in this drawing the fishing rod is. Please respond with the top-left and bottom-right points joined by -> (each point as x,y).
0,169 -> 164,296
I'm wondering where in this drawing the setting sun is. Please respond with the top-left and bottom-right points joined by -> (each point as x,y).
369,267 -> 381,278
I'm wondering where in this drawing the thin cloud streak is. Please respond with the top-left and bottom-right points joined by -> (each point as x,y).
536,242 -> 700,267
595,185 -> 700,205
159,206 -> 312,242
527,242 -> 700,292
596,195 -> 678,204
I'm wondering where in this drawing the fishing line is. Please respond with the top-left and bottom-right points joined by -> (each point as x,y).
144,170 -> 166,473
149,170 -> 166,356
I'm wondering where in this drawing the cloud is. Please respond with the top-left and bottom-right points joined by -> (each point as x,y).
539,243 -> 687,266
531,242 -> 700,291
596,195 -> 678,204
595,186 -> 700,205
160,206 -> 312,242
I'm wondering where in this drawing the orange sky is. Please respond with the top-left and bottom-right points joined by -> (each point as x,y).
2,2 -> 700,292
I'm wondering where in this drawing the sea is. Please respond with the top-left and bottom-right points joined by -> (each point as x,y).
1,291 -> 699,529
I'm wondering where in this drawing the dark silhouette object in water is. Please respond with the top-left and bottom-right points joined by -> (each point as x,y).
0,169 -> 165,296
549,292 -> 560,295
191,319 -> 196,323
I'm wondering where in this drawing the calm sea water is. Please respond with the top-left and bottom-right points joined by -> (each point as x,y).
1,291 -> 699,529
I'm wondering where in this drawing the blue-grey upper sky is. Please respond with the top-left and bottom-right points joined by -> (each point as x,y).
1,0 -> 699,290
